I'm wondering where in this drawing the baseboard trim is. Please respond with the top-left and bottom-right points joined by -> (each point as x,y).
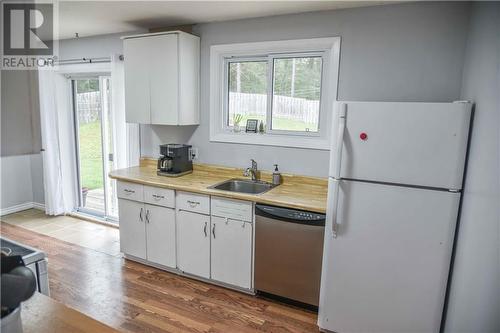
0,202 -> 45,216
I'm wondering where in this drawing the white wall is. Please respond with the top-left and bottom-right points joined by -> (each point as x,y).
184,2 -> 470,177
444,3 -> 500,332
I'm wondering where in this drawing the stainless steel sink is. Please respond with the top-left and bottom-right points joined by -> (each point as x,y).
209,178 -> 277,194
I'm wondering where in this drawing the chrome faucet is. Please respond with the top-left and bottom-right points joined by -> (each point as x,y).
244,159 -> 259,181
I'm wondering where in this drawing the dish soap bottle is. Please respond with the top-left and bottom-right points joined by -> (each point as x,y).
272,164 -> 281,185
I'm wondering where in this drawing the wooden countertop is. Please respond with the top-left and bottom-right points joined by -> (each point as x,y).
109,160 -> 328,213
21,293 -> 119,333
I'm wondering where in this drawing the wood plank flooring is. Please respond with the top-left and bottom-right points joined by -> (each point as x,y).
0,214 -> 319,333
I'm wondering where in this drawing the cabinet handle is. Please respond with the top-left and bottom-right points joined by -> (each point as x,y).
139,207 -> 144,222
124,189 -> 135,194
187,200 -> 200,207
145,210 -> 150,223
152,194 -> 164,200
203,222 -> 207,237
212,223 -> 216,239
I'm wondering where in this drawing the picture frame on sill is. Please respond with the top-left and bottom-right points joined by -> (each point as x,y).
245,119 -> 259,133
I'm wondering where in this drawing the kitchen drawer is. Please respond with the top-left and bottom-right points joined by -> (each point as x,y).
211,197 -> 253,222
144,185 -> 175,208
176,191 -> 210,215
117,181 -> 144,202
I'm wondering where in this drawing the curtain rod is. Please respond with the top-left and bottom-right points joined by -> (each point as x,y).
56,55 -> 123,65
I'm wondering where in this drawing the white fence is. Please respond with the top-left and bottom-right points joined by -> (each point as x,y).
229,92 -> 319,124
76,91 -> 101,124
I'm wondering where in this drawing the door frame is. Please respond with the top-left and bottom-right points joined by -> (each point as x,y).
71,75 -> 118,222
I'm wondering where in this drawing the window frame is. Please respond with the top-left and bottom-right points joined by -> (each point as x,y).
210,37 -> 341,150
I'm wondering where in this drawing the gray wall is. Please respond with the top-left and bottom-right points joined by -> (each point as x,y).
444,3 -> 500,332
57,3 -> 471,177
1,67 -> 44,209
1,155 -> 36,209
179,1 -> 470,177
1,70 -> 42,156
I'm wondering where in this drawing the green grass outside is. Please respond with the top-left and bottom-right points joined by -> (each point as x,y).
79,121 -> 103,190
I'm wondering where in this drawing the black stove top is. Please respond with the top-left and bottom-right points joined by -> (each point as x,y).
0,238 -> 46,265
0,238 -> 35,257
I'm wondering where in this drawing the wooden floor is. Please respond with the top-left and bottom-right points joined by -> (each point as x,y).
1,212 -> 319,333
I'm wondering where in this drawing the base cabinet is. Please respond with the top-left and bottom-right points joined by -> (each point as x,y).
118,199 -> 146,259
119,198 -> 176,269
176,210 -> 210,279
118,183 -> 255,292
145,204 -> 176,268
210,217 -> 253,289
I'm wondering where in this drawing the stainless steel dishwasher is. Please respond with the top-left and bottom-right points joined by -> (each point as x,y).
255,204 -> 326,308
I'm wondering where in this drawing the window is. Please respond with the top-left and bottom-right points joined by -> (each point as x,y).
271,56 -> 322,133
211,37 -> 340,150
227,60 -> 267,127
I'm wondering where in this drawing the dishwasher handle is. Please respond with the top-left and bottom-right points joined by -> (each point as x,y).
255,204 -> 325,227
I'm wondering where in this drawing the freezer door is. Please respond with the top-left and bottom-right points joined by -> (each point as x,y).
318,179 -> 460,333
331,102 -> 471,189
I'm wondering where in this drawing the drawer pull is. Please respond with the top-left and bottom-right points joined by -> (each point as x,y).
152,194 -> 165,200
187,200 -> 200,207
124,189 -> 135,194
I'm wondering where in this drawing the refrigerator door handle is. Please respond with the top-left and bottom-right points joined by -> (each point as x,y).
332,179 -> 341,238
333,103 -> 347,179
328,178 -> 341,238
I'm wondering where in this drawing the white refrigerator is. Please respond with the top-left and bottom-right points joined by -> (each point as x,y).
318,101 -> 472,333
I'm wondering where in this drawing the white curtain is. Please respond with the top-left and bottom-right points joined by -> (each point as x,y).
38,57 -> 139,215
38,70 -> 78,215
111,54 -> 140,168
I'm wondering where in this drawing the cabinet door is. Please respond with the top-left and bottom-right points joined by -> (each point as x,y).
177,210 -> 210,278
211,217 -> 253,289
124,37 -> 150,123
148,34 -> 179,125
118,199 -> 146,259
145,204 -> 176,268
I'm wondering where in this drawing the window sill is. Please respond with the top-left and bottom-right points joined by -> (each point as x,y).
210,131 -> 330,150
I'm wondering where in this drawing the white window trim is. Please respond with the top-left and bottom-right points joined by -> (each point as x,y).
210,37 -> 341,150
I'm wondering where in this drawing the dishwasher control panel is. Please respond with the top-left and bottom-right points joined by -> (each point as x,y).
255,204 -> 326,225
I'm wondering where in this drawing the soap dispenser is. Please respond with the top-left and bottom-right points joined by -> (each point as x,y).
272,164 -> 281,185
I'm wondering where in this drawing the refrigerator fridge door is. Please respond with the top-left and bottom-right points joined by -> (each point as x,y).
318,179 -> 460,333
329,102 -> 471,190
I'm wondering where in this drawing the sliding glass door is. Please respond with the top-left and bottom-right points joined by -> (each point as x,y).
72,76 -> 118,221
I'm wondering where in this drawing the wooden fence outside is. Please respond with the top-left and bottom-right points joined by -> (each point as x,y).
229,92 -> 319,124
76,91 -> 101,124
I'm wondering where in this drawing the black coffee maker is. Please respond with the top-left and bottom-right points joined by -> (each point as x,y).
157,144 -> 193,177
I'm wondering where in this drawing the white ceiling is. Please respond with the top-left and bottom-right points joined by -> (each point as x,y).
58,1 -> 394,40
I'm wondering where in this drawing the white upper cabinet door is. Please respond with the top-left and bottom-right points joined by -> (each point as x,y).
145,204 -> 176,268
118,199 -> 147,259
178,33 -> 200,125
176,210 -> 210,279
333,102 -> 472,189
210,216 -> 253,289
149,34 -> 179,125
123,31 -> 200,125
123,37 -> 151,124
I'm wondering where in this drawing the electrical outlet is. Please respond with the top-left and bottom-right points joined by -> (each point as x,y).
190,147 -> 199,160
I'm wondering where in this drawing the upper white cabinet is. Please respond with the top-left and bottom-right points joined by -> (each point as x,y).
123,31 -> 200,125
